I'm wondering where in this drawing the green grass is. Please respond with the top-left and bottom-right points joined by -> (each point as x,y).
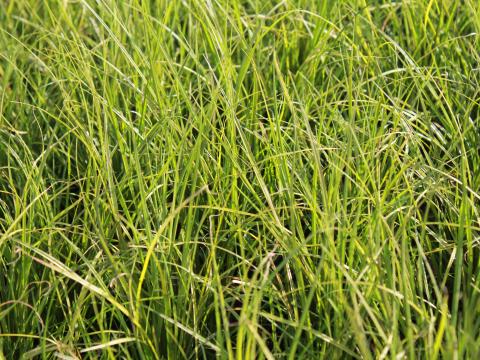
0,0 -> 479,358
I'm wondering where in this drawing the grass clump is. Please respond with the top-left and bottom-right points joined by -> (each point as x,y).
0,0 -> 479,358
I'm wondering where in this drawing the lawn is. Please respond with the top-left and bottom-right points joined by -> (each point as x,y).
0,0 -> 479,358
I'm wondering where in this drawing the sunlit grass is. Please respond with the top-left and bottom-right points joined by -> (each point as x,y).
0,0 -> 479,358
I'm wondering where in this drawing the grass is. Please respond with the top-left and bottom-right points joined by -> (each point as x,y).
0,0 -> 479,358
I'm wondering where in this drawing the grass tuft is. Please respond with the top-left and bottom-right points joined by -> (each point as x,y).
1,0 -> 479,358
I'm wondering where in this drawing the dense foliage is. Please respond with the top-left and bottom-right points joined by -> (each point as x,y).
1,1 -> 479,358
